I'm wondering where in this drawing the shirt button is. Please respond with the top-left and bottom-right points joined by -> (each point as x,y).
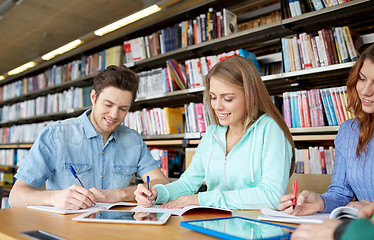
76,169 -> 79,172
100,175 -> 103,178
125,171 -> 128,175
102,152 -> 104,155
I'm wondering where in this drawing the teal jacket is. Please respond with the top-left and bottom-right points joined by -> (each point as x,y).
154,114 -> 293,209
341,218 -> 374,240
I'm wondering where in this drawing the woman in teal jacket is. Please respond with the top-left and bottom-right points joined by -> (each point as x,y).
135,56 -> 295,209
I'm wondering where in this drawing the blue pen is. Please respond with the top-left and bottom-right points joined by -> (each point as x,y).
69,165 -> 85,188
69,165 -> 95,205
146,175 -> 150,203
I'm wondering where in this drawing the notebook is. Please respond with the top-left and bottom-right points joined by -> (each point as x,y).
258,206 -> 361,224
28,201 -> 137,215
131,205 -> 232,216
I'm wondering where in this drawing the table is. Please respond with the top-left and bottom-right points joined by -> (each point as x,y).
0,207 -> 273,240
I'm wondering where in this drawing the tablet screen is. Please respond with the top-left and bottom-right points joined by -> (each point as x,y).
73,210 -> 171,225
181,216 -> 295,240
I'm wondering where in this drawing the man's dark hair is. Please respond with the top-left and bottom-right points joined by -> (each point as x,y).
93,65 -> 139,102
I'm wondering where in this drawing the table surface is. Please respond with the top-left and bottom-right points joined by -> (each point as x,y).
0,206 -> 295,240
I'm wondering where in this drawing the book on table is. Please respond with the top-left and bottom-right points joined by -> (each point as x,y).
27,201 -> 137,215
131,205 -> 232,216
258,206 -> 360,224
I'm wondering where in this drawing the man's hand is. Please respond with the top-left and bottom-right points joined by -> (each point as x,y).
52,184 -> 97,210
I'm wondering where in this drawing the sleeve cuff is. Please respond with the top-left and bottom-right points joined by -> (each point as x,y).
154,184 -> 170,204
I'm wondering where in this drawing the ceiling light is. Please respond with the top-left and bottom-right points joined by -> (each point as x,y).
8,61 -> 36,75
0,75 -> 4,81
42,39 -> 83,61
94,5 -> 161,37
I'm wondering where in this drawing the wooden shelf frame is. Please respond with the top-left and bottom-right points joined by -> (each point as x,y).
0,0 -> 371,149
0,0 -> 372,107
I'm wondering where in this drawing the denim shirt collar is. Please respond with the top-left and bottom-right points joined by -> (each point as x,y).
79,109 -> 118,142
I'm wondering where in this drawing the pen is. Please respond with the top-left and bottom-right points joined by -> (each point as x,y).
292,181 -> 298,209
69,165 -> 95,205
146,175 -> 150,203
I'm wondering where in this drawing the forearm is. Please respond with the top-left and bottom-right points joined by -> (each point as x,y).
9,184 -> 56,208
103,185 -> 138,202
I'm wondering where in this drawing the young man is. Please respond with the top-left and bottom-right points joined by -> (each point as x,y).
9,65 -> 169,209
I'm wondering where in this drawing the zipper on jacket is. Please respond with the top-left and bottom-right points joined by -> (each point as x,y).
213,134 -> 231,190
224,156 -> 231,190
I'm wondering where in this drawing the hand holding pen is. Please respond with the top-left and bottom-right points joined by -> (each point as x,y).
134,175 -> 157,207
69,165 -> 96,206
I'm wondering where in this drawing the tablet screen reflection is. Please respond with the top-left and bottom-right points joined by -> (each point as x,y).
85,211 -> 160,221
189,217 -> 292,240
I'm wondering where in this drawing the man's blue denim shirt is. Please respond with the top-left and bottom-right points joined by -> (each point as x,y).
15,109 -> 159,190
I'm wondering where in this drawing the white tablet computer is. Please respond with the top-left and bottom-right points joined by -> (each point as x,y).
72,210 -> 171,225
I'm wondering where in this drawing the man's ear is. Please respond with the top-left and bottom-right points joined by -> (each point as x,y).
90,89 -> 97,105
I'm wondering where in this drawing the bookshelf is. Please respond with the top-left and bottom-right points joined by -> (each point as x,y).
0,0 -> 373,184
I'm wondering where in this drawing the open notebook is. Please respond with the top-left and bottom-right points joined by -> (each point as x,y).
131,205 -> 232,216
258,206 -> 360,224
28,202 -> 137,215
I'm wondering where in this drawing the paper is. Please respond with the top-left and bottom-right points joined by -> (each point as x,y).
258,208 -> 330,224
131,205 -> 232,216
28,201 -> 137,215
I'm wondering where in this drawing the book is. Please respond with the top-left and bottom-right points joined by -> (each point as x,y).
222,8 -> 237,37
27,201 -> 137,215
131,205 -> 232,216
259,206 -> 360,224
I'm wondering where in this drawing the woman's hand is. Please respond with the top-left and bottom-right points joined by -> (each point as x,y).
134,183 -> 157,207
161,194 -> 199,209
278,190 -> 325,215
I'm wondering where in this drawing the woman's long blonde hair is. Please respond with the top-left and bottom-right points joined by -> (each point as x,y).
203,56 -> 295,176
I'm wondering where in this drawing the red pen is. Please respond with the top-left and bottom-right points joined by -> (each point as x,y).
292,181 -> 298,209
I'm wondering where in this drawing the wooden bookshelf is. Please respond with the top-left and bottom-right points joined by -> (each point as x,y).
0,0 -> 372,186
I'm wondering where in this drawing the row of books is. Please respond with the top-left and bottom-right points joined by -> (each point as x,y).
123,107 -> 184,136
137,48 -> 261,98
282,26 -> 358,73
0,45 -> 122,103
0,86 -> 91,123
0,122 -> 49,144
281,0 -> 352,19
149,148 -> 184,178
294,146 -> 335,174
283,86 -> 354,128
0,149 -> 29,167
137,59 -> 188,98
238,10 -> 281,32
184,102 -> 212,134
123,8 -> 237,66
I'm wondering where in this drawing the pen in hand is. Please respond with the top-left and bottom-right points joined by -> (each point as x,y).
146,175 -> 150,203
69,165 -> 96,206
292,181 -> 298,209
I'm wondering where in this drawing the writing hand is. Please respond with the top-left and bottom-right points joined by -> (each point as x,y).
278,190 -> 324,216
52,184 -> 97,210
134,183 -> 157,207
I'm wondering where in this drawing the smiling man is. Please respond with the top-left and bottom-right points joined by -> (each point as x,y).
9,65 -> 169,209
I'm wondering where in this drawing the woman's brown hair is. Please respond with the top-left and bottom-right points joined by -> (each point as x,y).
346,44 -> 374,157
203,56 -> 295,176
